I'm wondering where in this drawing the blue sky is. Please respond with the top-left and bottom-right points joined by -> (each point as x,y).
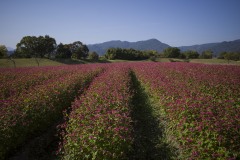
1,0 -> 240,48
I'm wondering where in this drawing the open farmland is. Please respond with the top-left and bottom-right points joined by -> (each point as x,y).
0,62 -> 240,160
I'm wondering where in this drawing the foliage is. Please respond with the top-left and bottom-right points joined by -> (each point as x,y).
182,50 -> 199,59
70,41 -> 89,59
14,35 -> 56,58
179,39 -> 240,57
0,45 -> 8,58
149,56 -> 157,61
55,43 -> 72,58
0,62 -> 240,159
132,62 -> 240,159
55,41 -> 89,60
200,50 -> 213,59
60,65 -> 133,159
218,51 -> 227,59
13,35 -> 90,60
88,51 -> 99,61
0,65 -> 103,159
163,47 -> 181,58
218,51 -> 240,62
104,48 -> 157,60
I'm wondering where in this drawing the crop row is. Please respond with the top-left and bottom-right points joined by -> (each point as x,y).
0,66 -> 86,99
59,64 -> 133,159
1,62 -> 239,159
132,62 -> 240,159
0,66 -> 63,85
0,65 -> 104,159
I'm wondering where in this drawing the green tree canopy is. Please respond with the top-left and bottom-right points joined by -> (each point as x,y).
15,35 -> 56,58
104,48 -> 154,60
0,45 -> 8,58
70,41 -> 89,59
219,51 -> 240,61
39,35 -> 57,58
200,50 -> 213,59
163,47 -> 180,58
218,52 -> 227,59
56,43 -> 72,58
88,51 -> 99,61
183,50 -> 199,59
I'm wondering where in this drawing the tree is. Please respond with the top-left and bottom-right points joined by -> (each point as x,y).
15,35 -> 56,58
81,44 -> 89,59
15,36 -> 37,58
105,48 -> 117,60
178,53 -> 186,59
70,41 -> 89,59
235,52 -> 240,60
218,51 -> 240,62
183,50 -> 199,59
163,47 -> 180,58
39,35 -> 57,58
104,48 -> 155,60
143,50 -> 158,59
56,43 -> 72,58
201,50 -> 213,59
88,51 -> 99,61
218,52 -> 227,59
0,45 -> 8,58
223,52 -> 233,63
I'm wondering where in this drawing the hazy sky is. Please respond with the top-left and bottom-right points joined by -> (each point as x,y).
1,0 -> 240,48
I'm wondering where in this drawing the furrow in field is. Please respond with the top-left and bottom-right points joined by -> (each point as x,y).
132,62 -> 240,159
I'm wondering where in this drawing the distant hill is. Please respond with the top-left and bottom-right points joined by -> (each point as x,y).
88,38 -> 240,56
88,39 -> 170,55
5,39 -> 240,57
179,39 -> 240,56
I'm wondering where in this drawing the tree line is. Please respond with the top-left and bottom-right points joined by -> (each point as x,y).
103,47 -> 214,60
218,51 -> 240,62
1,35 -> 240,62
160,47 -> 214,59
103,46 -> 239,61
163,47 -> 240,61
0,35 -> 99,61
104,48 -> 158,60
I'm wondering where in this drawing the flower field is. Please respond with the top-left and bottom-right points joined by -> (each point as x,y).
60,64 -> 133,159
0,62 -> 239,159
132,62 -> 240,159
0,64 -> 104,159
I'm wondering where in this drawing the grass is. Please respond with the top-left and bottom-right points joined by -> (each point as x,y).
1,58 -> 239,68
190,58 -> 240,65
129,72 -> 177,159
0,58 -> 63,68
0,58 -> 110,68
107,59 -> 149,63
0,58 -> 152,68
156,58 -> 240,65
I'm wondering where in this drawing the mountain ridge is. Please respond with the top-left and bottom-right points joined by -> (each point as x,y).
179,39 -> 240,55
87,39 -> 170,55
5,39 -> 240,56
88,39 -> 240,56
